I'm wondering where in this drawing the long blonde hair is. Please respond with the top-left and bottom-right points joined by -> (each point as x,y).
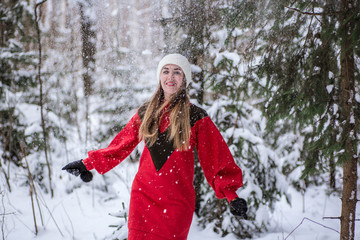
139,82 -> 191,151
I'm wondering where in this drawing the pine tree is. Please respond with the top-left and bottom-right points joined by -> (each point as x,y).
338,1 -> 359,238
1,0 -> 76,195
78,0 -> 96,147
159,0 -> 292,237
0,0 -> 41,190
199,46 -> 290,238
157,0 -> 214,215
235,0 -> 360,238
173,0 -> 218,216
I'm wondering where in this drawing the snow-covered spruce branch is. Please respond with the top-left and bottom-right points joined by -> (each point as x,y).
284,217 -> 339,240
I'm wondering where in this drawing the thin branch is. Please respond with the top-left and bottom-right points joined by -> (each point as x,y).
33,182 -> 64,237
323,216 -> 360,221
0,165 -> 11,192
284,217 -> 340,240
35,0 -> 47,7
0,212 -> 16,216
323,216 -> 341,220
61,203 -> 75,238
1,192 -> 6,240
286,6 -> 322,16
20,144 -> 38,235
20,142 -> 44,228
34,0 -> 53,198
286,6 -> 341,16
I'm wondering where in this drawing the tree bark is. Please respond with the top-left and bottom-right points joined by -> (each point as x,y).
79,0 -> 96,146
79,0 -> 96,97
35,0 -> 53,198
339,1 -> 357,239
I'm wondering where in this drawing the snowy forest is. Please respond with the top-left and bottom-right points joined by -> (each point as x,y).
1,0 -> 360,239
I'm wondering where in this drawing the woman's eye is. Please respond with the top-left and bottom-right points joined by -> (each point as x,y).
162,70 -> 169,74
174,71 -> 181,75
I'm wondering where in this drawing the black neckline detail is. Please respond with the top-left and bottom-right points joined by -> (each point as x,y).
147,129 -> 175,171
189,104 -> 208,127
138,103 -> 208,172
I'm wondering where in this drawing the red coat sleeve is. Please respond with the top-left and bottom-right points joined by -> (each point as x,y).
82,112 -> 142,174
195,116 -> 243,203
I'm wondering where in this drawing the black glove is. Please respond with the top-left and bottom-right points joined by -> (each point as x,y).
62,160 -> 93,182
230,197 -> 248,219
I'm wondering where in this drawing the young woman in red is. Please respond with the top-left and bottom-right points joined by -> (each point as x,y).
63,54 -> 248,240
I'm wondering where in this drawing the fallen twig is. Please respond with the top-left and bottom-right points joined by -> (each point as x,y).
284,217 -> 339,240
323,216 -> 360,221
1,192 -> 6,240
34,182 -> 64,237
0,212 -> 16,216
20,142 -> 39,235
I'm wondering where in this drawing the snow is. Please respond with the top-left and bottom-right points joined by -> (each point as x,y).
2,1 -> 360,239
191,64 -> 202,73
2,162 -> 359,240
326,85 -> 334,94
141,49 -> 152,55
355,92 -> 360,103
214,51 -> 241,67
350,114 -> 355,124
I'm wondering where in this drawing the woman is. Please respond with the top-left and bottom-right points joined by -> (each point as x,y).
63,53 -> 248,240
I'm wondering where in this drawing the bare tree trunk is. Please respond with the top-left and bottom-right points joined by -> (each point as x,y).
20,142 -> 44,236
178,0 -> 207,216
329,154 -> 336,190
35,0 -> 54,198
191,53 -> 205,216
170,0 -> 216,217
0,164 -> 10,192
339,1 -> 358,239
79,0 -> 96,147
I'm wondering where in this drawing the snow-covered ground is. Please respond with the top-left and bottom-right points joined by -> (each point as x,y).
1,160 -> 359,240
0,153 -> 360,240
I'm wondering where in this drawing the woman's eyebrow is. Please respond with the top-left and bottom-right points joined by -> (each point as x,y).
163,66 -> 182,71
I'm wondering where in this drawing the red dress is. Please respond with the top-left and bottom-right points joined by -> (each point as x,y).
83,104 -> 243,240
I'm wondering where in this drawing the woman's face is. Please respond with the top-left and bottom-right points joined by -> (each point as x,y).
160,64 -> 185,100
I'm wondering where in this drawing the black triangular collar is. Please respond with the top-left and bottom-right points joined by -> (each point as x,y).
138,103 -> 208,172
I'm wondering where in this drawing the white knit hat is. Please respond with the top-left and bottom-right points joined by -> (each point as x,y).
156,53 -> 192,86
